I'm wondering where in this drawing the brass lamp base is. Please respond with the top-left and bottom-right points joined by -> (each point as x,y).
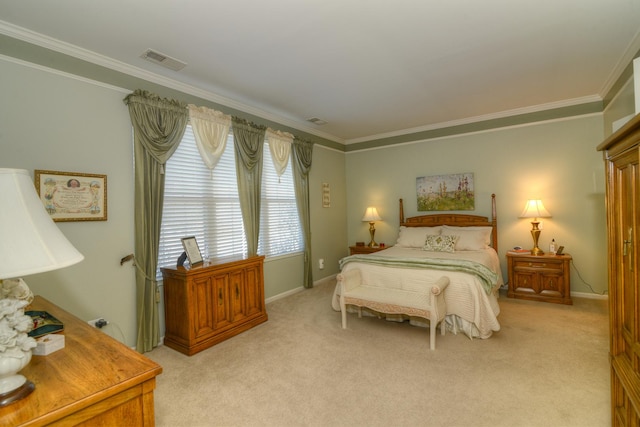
367,222 -> 377,248
529,221 -> 545,256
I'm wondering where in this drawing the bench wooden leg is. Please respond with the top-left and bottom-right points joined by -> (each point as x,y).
340,296 -> 347,329
430,319 -> 436,350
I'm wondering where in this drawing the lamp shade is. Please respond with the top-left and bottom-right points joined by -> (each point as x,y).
362,207 -> 382,222
519,199 -> 551,219
0,169 -> 84,279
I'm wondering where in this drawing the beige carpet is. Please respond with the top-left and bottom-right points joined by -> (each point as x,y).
147,279 -> 609,427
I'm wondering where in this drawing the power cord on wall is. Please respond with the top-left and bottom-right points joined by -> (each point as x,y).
96,321 -> 127,344
571,259 -> 607,296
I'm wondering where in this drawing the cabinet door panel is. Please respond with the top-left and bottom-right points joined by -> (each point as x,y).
230,270 -> 246,322
612,153 -> 639,373
244,264 -> 264,317
539,272 -> 563,297
513,271 -> 537,294
192,275 -> 215,338
212,274 -> 232,329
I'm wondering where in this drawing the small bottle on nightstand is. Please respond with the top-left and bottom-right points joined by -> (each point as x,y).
549,239 -> 556,255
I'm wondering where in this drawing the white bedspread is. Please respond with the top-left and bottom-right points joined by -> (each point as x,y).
331,246 -> 503,339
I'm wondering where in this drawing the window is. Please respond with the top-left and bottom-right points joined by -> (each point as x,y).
157,126 -> 245,276
157,125 -> 302,277
259,145 -> 303,257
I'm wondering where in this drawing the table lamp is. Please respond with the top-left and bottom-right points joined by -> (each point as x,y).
362,207 -> 382,247
0,168 -> 84,406
519,199 -> 551,256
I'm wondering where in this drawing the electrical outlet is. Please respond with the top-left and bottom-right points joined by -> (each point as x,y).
318,258 -> 325,270
88,318 -> 108,329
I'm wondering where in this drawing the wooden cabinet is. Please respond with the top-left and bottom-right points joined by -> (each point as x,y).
349,245 -> 391,255
0,296 -> 162,426
506,252 -> 572,305
161,255 -> 268,356
598,114 -> 640,426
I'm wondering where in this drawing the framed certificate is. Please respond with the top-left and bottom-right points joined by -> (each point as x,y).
34,170 -> 107,221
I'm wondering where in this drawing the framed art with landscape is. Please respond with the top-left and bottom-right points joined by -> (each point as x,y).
34,170 -> 107,222
416,172 -> 474,211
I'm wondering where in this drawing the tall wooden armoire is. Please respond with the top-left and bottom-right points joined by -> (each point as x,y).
598,113 -> 640,426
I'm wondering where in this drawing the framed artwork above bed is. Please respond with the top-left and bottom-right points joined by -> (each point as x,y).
416,172 -> 474,211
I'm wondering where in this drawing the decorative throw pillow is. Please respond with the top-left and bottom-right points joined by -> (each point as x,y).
422,235 -> 458,252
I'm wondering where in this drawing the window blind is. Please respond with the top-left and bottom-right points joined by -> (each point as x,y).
158,126 -> 246,277
259,145 -> 303,257
157,125 -> 302,279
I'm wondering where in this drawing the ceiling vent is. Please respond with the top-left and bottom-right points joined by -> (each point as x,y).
140,49 -> 187,71
306,117 -> 328,125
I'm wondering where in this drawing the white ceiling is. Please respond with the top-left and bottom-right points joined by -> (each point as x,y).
1,0 -> 640,144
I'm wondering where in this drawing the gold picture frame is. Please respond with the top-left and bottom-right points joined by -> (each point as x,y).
34,170 -> 107,222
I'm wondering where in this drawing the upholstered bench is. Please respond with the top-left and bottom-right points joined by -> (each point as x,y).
337,268 -> 450,350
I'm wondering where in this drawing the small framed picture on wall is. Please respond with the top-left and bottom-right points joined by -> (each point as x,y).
322,182 -> 331,208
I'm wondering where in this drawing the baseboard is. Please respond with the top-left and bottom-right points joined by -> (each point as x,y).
265,274 -> 337,305
571,291 -> 608,300
265,286 -> 304,304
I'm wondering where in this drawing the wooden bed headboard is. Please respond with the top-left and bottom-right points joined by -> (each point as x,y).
399,193 -> 498,252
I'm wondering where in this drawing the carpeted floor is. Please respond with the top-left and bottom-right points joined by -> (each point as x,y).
147,278 -> 609,427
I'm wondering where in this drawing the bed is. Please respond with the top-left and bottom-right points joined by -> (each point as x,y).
332,194 -> 503,339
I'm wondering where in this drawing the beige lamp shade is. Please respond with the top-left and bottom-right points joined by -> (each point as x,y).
362,207 -> 382,222
519,199 -> 551,219
0,168 -> 84,279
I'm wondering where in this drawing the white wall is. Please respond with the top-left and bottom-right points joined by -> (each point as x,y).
345,115 -> 608,295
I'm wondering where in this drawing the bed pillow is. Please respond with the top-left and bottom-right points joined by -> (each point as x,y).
422,235 -> 458,253
441,225 -> 492,250
396,226 -> 442,248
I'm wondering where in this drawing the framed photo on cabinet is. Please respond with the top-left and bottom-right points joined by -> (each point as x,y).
181,236 -> 203,265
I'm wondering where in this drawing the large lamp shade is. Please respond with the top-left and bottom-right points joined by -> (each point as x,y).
0,168 -> 84,279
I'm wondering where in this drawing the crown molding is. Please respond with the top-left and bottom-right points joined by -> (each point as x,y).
0,20 -> 344,144
599,27 -> 640,97
344,95 -> 603,145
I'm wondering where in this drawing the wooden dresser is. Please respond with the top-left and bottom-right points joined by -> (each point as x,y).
161,255 -> 268,356
0,296 -> 162,426
598,113 -> 640,426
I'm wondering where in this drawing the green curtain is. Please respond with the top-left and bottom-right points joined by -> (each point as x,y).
123,90 -> 188,353
232,117 -> 267,257
292,137 -> 314,288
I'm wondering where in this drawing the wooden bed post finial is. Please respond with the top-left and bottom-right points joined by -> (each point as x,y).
399,198 -> 404,224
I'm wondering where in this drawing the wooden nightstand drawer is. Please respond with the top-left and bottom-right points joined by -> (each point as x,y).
349,245 -> 391,255
513,259 -> 563,273
507,252 -> 572,304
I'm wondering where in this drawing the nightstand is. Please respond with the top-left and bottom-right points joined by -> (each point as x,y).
349,245 -> 391,255
506,252 -> 572,305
